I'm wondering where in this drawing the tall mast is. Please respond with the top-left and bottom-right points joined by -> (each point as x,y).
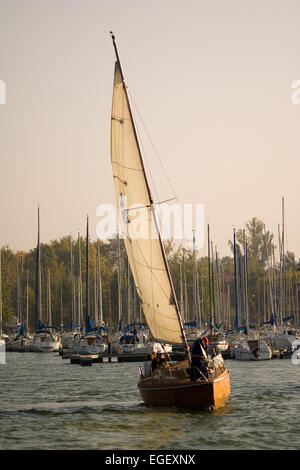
35,206 -> 41,329
78,232 -> 83,327
110,32 -> 190,358
86,215 -> 90,330
47,269 -> 51,325
257,270 -> 260,330
196,267 -> 201,325
179,258 -> 184,321
97,240 -> 103,325
278,224 -> 283,326
94,261 -> 98,325
264,225 -> 276,330
70,235 -> 74,328
0,248 -> 2,336
201,262 -> 204,327
26,270 -> 29,330
192,229 -> 197,319
238,255 -> 244,328
107,258 -> 112,331
243,230 -> 249,334
127,257 -> 131,325
211,241 -> 216,328
233,228 -> 239,331
207,224 -> 212,331
282,197 -> 286,321
60,277 -> 63,328
272,247 -> 277,321
183,249 -> 188,321
16,258 -> 21,324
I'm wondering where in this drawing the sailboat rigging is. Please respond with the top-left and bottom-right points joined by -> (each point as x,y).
110,32 -> 230,409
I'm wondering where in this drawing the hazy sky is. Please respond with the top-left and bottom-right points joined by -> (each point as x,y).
0,0 -> 299,258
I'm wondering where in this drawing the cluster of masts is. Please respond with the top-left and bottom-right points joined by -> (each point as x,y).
0,196 -> 299,339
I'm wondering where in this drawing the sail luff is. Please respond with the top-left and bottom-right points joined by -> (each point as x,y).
110,33 -> 188,348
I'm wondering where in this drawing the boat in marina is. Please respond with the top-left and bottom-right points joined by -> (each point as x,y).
61,329 -> 81,350
206,332 -> 229,354
263,330 -> 300,356
109,32 -> 230,409
117,328 -> 147,355
115,322 -> 172,355
184,324 -> 229,355
233,338 -> 272,361
29,208 -> 61,353
28,327 -> 61,352
72,217 -> 108,356
0,249 -> 7,350
119,338 -> 172,356
6,324 -> 32,352
73,331 -> 107,355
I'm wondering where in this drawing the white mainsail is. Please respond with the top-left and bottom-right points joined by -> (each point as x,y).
110,40 -> 184,345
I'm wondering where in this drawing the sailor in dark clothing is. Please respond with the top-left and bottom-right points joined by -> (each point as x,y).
191,337 -> 209,380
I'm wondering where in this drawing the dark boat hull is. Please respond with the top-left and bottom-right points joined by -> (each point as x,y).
138,366 -> 230,410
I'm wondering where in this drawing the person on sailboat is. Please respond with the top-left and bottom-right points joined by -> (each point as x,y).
152,350 -> 170,371
202,336 -> 209,352
191,337 -> 209,380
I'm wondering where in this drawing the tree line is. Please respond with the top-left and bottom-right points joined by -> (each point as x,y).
1,217 -> 299,332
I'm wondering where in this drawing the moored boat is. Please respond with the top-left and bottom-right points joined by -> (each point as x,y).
263,331 -> 300,356
73,332 -> 107,355
234,338 -> 272,361
28,328 -> 61,352
206,333 -> 229,354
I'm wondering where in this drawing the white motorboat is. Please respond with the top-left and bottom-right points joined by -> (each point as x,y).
234,338 -> 272,361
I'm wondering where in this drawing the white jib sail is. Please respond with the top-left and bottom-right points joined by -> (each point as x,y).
111,60 -> 184,345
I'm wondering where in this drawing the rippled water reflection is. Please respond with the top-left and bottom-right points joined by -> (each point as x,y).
0,353 -> 299,449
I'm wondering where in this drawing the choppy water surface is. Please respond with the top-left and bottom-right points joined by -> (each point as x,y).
0,353 -> 299,450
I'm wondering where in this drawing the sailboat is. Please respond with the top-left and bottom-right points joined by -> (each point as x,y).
29,207 -> 60,352
205,227 -> 229,354
262,199 -> 300,355
0,248 -> 7,349
110,33 -> 230,409
73,216 -> 107,355
61,235 -> 81,349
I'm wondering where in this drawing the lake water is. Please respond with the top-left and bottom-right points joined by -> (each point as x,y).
0,352 -> 299,450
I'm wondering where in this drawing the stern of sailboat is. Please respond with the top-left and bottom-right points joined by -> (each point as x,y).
138,360 -> 230,410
